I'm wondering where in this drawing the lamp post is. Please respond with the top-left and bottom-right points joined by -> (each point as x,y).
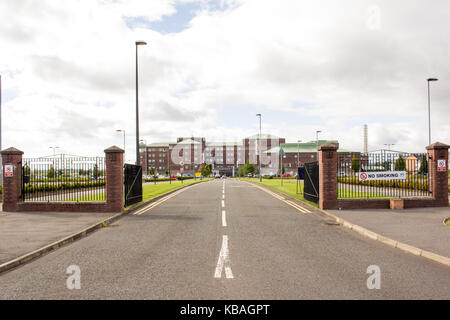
116,129 -> 126,155
316,130 -> 322,160
135,40 -> 147,166
256,113 -> 262,182
427,78 -> 438,146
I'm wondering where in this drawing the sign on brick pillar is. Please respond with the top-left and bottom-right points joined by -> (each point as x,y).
104,146 -> 125,213
318,143 -> 338,210
1,147 -> 24,212
426,142 -> 449,206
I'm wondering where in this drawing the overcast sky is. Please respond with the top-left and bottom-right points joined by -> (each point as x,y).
1,0 -> 449,161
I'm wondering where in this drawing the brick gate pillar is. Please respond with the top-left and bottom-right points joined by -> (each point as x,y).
426,142 -> 449,207
318,143 -> 338,210
104,146 -> 124,213
1,148 -> 24,212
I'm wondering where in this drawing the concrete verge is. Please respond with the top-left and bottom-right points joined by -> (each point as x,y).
0,179 -> 210,275
242,179 -> 450,268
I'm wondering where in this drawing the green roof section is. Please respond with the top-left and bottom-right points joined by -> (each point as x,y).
264,140 -> 353,154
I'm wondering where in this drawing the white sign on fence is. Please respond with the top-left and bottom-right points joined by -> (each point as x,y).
437,159 -> 446,172
359,171 -> 407,181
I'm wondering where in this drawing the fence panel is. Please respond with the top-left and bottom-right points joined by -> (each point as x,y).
337,151 -> 431,199
22,155 -> 106,202
304,161 -> 319,204
124,164 -> 143,207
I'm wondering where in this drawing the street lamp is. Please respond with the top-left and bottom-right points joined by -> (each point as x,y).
135,40 -> 147,166
116,129 -> 125,154
49,146 -> 60,156
427,78 -> 438,146
256,113 -> 262,182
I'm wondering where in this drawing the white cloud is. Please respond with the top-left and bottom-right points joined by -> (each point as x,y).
0,0 -> 449,159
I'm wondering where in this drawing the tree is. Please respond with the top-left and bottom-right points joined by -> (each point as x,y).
149,167 -> 156,176
351,156 -> 360,172
47,165 -> 55,178
419,154 -> 428,174
395,155 -> 406,171
200,163 -> 212,177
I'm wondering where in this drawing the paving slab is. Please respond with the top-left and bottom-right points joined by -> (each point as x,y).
328,207 -> 450,258
0,211 -> 113,265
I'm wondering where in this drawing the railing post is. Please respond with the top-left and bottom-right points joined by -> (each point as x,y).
318,143 -> 338,210
426,142 -> 449,206
1,148 -> 24,212
104,146 -> 124,213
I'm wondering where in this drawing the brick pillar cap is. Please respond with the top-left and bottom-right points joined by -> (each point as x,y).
104,145 -> 124,153
318,143 -> 339,151
426,142 -> 450,150
1,147 -> 24,155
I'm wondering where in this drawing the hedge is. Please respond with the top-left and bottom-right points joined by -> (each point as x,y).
337,177 -> 429,191
23,181 -> 105,194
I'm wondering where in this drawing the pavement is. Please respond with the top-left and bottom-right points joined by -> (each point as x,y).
0,179 -> 449,299
327,207 -> 450,258
0,211 -> 113,265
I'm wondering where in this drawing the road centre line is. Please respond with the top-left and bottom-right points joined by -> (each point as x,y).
222,210 -> 227,227
214,235 -> 233,279
222,200 -> 225,208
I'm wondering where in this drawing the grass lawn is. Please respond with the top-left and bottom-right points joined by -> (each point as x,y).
124,178 -> 213,211
238,178 -> 390,206
56,179 -> 212,205
237,177 -> 319,207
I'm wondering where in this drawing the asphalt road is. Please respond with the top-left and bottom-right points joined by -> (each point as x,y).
0,179 -> 449,299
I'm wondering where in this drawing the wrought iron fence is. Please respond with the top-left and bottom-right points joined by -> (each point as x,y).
22,155 -> 106,202
337,151 -> 431,199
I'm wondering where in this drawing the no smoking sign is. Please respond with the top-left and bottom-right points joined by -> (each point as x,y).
437,160 -> 446,172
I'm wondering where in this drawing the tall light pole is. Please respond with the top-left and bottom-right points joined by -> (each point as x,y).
116,129 -> 125,154
297,140 -> 302,168
49,146 -> 60,156
135,40 -> 147,166
427,78 -> 438,146
256,113 -> 262,182
316,130 -> 322,160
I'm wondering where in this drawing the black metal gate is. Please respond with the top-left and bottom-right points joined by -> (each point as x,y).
124,164 -> 142,207
304,161 -> 319,204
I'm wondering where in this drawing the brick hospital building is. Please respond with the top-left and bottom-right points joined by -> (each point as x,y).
139,134 -> 358,176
